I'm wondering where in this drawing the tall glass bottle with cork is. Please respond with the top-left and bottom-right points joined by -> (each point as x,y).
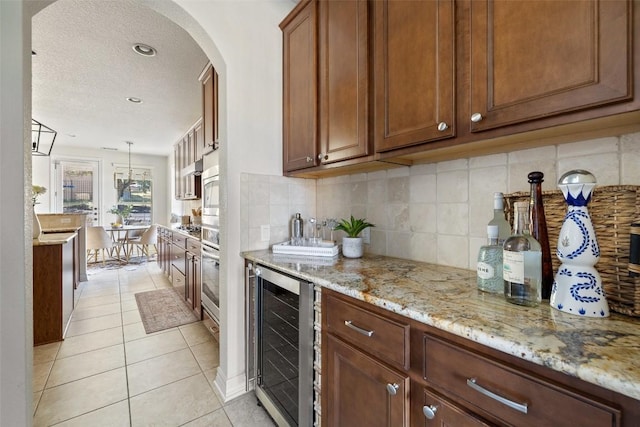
503,201 -> 542,306
528,171 -> 553,299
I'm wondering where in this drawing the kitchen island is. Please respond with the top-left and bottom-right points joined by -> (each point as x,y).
38,213 -> 88,282
33,232 -> 77,346
243,250 -> 640,421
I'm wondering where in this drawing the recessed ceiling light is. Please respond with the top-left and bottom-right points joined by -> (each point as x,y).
67,134 -> 76,138
126,97 -> 143,104
133,43 -> 156,57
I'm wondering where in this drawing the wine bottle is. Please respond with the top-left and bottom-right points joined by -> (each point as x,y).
528,171 -> 553,299
488,192 -> 511,245
477,225 -> 503,294
503,201 -> 542,307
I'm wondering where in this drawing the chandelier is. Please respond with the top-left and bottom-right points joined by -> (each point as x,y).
31,119 -> 57,156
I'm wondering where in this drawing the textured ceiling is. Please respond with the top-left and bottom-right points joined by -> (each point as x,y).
32,0 -> 209,156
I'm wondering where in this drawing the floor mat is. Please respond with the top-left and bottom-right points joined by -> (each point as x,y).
135,288 -> 198,334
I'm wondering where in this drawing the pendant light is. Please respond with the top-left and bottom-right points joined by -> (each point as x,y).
125,141 -> 133,200
31,119 -> 57,156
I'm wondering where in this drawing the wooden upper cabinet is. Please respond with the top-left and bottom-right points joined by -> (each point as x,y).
200,64 -> 218,154
318,0 -> 370,164
194,120 -> 203,161
174,144 -> 182,199
281,0 -> 318,173
374,0 -> 455,153
469,0 -> 632,133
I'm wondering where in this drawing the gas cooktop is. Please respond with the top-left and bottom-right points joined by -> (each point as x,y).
175,224 -> 202,238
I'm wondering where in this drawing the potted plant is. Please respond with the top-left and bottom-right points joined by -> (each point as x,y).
108,204 -> 133,226
32,185 -> 47,239
334,215 -> 375,258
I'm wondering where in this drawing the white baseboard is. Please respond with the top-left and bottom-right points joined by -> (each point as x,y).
213,368 -> 248,403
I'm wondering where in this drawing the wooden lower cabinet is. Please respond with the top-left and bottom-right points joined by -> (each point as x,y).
33,236 -> 76,346
412,385 -> 491,427
324,334 -> 410,427
186,237 -> 202,319
322,288 -> 638,426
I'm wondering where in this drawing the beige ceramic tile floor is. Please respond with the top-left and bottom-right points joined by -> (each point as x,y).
33,260 -> 275,427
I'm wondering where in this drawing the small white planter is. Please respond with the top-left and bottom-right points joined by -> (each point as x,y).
342,237 -> 363,258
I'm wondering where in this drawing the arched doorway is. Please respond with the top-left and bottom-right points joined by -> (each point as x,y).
2,0 -> 290,423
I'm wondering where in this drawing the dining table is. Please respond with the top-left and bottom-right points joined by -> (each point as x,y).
104,224 -> 149,262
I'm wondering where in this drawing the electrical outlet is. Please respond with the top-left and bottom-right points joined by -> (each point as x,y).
361,227 -> 371,244
260,225 -> 270,242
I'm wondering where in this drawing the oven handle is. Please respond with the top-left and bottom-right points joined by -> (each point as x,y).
201,245 -> 220,260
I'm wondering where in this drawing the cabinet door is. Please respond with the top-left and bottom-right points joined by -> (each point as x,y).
192,255 -> 201,319
318,0 -> 370,164
186,254 -> 195,309
374,0 -> 455,152
171,265 -> 186,300
469,0 -> 632,132
194,120 -> 203,161
282,0 -> 318,172
201,65 -> 218,154
412,385 -> 492,427
174,144 -> 182,199
325,334 -> 409,427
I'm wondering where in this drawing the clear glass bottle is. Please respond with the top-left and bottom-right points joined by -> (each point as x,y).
503,201 -> 542,307
488,192 -> 511,245
477,225 -> 503,293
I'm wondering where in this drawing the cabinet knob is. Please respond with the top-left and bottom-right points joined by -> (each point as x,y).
318,153 -> 329,161
386,383 -> 399,396
422,405 -> 438,420
305,156 -> 313,163
470,113 -> 484,123
437,122 -> 449,132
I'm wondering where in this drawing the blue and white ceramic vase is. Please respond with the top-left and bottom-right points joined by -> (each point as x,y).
550,170 -> 609,317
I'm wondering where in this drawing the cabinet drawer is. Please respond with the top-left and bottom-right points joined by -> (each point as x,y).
423,335 -> 621,427
171,234 -> 187,247
187,238 -> 201,254
325,293 -> 409,370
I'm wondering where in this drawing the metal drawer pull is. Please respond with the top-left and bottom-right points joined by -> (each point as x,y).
386,383 -> 399,396
422,405 -> 438,420
344,320 -> 374,337
467,378 -> 528,414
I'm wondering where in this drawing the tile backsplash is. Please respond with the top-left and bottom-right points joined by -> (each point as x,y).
242,132 -> 640,270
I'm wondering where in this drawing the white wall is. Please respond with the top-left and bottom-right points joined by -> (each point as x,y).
0,2 -> 32,425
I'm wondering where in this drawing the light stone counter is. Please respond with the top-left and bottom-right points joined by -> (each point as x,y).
33,232 -> 77,246
242,250 -> 640,401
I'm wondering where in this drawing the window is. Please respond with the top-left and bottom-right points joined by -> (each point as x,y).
114,167 -> 152,225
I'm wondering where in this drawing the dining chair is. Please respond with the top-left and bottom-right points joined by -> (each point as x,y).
86,226 -> 115,265
126,225 -> 158,262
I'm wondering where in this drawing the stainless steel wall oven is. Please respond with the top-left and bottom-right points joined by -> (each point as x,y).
201,150 -> 220,323
250,264 -> 314,427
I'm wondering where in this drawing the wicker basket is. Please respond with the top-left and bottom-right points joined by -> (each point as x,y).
504,185 -> 640,317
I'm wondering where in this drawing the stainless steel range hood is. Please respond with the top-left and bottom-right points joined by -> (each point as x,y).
181,158 -> 203,177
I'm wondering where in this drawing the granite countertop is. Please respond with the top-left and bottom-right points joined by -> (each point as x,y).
33,232 -> 77,246
242,250 -> 640,401
42,226 -> 81,233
